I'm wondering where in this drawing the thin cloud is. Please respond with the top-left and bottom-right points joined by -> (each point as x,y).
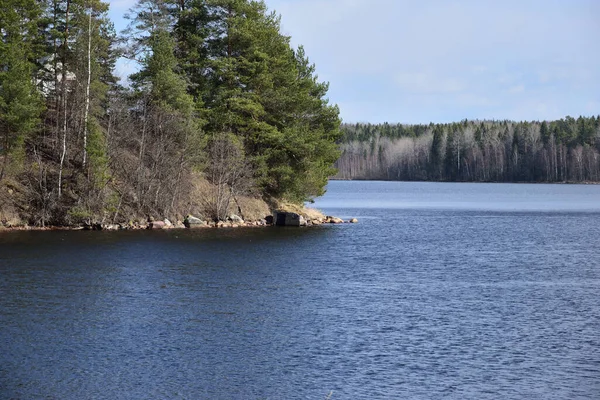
268,0 -> 599,122
105,0 -> 600,123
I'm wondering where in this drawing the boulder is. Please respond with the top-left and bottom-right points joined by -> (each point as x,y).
274,211 -> 307,227
265,215 -> 274,225
164,219 -> 173,227
349,218 -> 358,223
104,224 -> 121,230
229,214 -> 244,224
326,216 -> 344,224
148,220 -> 165,229
184,215 -> 205,228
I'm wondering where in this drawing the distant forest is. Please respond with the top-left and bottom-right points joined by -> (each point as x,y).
335,116 -> 600,182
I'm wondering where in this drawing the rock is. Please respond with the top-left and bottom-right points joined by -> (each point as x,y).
104,224 -> 121,230
149,220 -> 165,229
229,214 -> 244,224
311,219 -> 322,225
326,216 -> 344,224
349,218 -> 358,223
164,219 -> 173,227
175,221 -> 186,229
184,215 -> 205,228
265,215 -> 274,225
274,211 -> 307,227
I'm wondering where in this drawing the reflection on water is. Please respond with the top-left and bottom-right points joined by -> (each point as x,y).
1,182 -> 600,399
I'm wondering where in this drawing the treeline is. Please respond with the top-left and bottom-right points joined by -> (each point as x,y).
0,0 -> 340,226
336,116 -> 600,182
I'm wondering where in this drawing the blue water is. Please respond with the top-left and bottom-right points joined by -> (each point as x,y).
1,181 -> 599,399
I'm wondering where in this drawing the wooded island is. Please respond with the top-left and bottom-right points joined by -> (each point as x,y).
0,0 -> 341,227
1,0 -> 598,229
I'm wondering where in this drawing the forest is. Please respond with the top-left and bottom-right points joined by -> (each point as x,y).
335,116 -> 600,183
0,0 -> 341,227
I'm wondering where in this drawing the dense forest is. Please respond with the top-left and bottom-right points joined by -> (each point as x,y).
335,116 -> 600,182
0,0 -> 341,227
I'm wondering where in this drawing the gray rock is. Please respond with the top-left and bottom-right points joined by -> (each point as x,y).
184,215 -> 205,228
104,224 -> 121,230
229,214 -> 244,224
149,220 -> 165,229
274,211 -> 307,227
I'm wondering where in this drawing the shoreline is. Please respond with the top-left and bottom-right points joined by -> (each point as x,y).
0,213 -> 357,232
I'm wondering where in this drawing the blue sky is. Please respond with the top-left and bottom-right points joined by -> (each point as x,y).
108,0 -> 599,124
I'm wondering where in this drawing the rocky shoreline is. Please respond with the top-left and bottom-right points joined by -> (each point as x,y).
0,210 -> 358,232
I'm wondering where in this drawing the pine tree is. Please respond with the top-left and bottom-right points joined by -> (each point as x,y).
178,0 -> 341,201
0,0 -> 45,181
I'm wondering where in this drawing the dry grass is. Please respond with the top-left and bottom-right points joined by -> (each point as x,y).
0,179 -> 25,227
270,199 -> 325,221
187,174 -> 271,221
234,195 -> 270,221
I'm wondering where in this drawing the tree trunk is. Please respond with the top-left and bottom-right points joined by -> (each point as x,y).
83,7 -> 92,168
58,0 -> 71,198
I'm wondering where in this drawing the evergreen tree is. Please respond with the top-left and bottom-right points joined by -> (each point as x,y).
0,0 -> 45,181
430,125 -> 444,180
171,0 -> 341,201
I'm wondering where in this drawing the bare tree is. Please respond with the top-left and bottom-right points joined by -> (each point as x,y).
202,132 -> 253,221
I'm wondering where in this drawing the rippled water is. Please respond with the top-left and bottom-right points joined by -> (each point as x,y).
1,181 -> 599,399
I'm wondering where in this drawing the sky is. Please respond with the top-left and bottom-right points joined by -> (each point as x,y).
108,0 -> 600,124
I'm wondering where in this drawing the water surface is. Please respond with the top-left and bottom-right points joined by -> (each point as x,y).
1,181 -> 599,399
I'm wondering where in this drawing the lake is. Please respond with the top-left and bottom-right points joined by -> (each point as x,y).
1,181 -> 599,399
